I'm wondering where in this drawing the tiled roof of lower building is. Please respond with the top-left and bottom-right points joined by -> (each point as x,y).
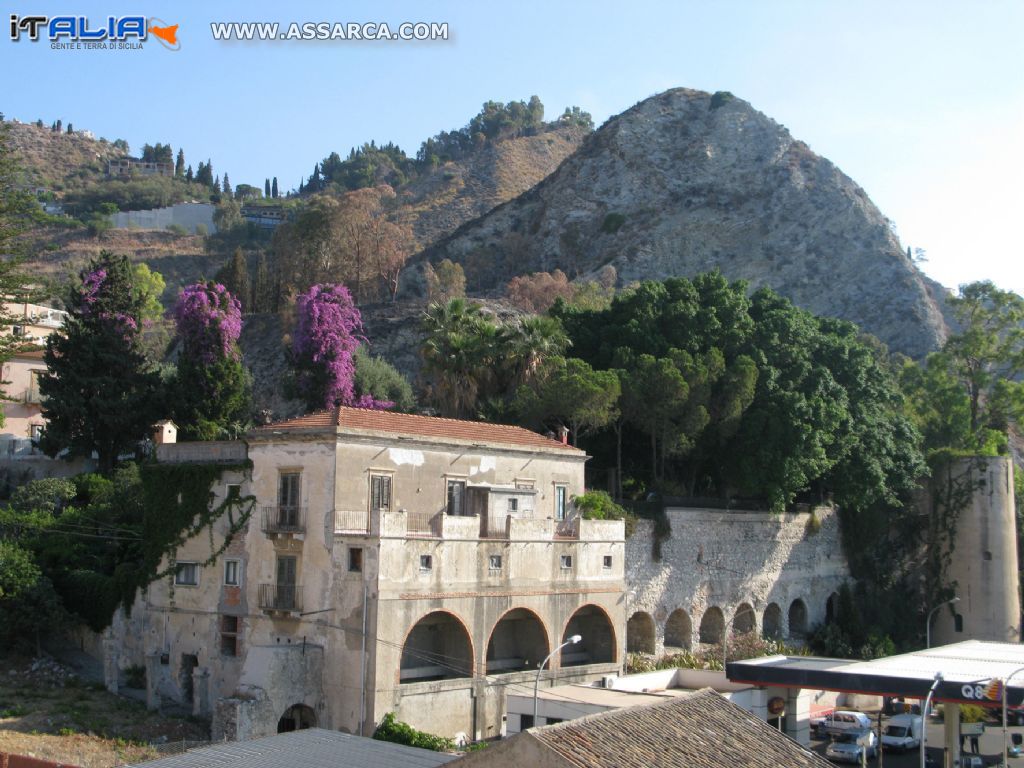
253,406 -> 581,453
127,728 -> 457,768
530,687 -> 833,768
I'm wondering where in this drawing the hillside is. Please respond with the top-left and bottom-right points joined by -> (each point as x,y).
3,119 -> 124,192
414,88 -> 950,358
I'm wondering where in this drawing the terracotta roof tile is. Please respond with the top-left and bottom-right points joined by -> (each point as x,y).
530,688 -> 833,768
254,406 -> 581,453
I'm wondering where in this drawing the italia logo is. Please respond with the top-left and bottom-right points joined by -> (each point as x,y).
9,15 -> 180,49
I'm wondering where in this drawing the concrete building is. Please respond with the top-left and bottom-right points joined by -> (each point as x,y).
104,406 -> 625,743
931,456 -> 1020,644
0,302 -> 67,444
625,505 -> 849,657
109,202 -> 216,234
106,158 -> 174,177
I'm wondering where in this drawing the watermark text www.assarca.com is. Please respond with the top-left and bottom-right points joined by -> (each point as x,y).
210,21 -> 449,42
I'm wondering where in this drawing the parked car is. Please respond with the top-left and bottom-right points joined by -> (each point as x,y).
814,711 -> 873,738
826,730 -> 877,764
882,714 -> 922,751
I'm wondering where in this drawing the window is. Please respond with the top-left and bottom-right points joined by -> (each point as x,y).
603,555 -> 613,569
30,424 -> 43,440
224,559 -> 240,586
348,547 -> 363,573
370,475 -> 392,511
226,484 -> 241,499
489,554 -> 502,570
174,562 -> 199,586
278,472 -> 301,526
955,613 -> 964,633
220,615 -> 240,656
447,480 -> 467,516
420,554 -> 433,572
507,497 -> 518,513
545,717 -> 563,725
554,486 -> 567,521
560,555 -> 573,569
515,479 -> 534,490
519,714 -> 535,730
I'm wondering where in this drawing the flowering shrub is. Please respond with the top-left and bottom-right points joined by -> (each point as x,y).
174,282 -> 242,363
292,284 -> 392,410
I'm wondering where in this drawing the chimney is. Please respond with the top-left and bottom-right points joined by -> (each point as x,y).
558,425 -> 569,445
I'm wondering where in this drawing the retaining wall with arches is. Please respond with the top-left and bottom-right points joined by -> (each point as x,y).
625,506 -> 849,656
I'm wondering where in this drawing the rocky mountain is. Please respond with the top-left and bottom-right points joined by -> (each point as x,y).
413,88 -> 949,358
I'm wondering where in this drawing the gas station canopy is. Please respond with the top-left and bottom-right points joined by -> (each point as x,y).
727,640 -> 1024,707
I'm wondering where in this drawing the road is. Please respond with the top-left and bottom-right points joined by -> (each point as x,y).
810,717 -> 1024,767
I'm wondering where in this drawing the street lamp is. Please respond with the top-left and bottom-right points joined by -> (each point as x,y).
920,672 -> 943,768
533,635 -> 582,723
1002,667 -> 1024,768
925,597 -> 959,649
722,606 -> 758,671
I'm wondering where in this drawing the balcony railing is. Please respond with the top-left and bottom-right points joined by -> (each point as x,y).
406,510 -> 442,537
258,583 -> 303,613
334,509 -> 369,534
261,505 -> 306,535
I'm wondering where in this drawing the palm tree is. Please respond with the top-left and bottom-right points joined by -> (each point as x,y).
501,315 -> 570,392
421,298 -> 499,418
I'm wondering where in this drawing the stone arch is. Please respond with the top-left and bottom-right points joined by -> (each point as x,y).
400,610 -> 474,682
664,609 -> 693,650
277,703 -> 316,733
788,598 -> 808,638
699,606 -> 725,644
626,611 -> 657,654
562,604 -> 616,666
733,602 -> 756,635
486,608 -> 550,674
763,603 -> 783,640
826,591 -> 839,623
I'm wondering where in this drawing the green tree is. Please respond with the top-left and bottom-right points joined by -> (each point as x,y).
213,198 -> 243,232
264,178 -> 271,198
272,177 -> 279,198
353,349 -> 416,411
175,148 -> 185,177
514,356 -> 620,447
39,253 -> 164,473
421,298 -> 498,418
215,247 -> 252,312
424,259 -> 466,302
222,173 -> 232,197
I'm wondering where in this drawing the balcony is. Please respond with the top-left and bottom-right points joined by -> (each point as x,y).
261,506 -> 306,536
258,583 -> 303,615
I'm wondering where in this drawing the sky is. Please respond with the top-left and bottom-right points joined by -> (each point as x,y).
1,0 -> 1022,294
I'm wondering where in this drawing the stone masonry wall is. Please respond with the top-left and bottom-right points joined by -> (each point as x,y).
625,506 -> 849,654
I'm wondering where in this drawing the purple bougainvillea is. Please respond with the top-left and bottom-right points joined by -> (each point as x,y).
174,282 -> 243,363
292,284 -> 394,411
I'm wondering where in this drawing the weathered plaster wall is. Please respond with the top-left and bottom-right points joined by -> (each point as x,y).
625,506 -> 849,654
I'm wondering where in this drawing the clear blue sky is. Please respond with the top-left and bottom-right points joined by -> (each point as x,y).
2,0 -> 1022,294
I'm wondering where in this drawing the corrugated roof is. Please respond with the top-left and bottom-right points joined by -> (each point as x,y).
127,728 -> 457,768
253,406 -> 581,453
530,688 -> 832,768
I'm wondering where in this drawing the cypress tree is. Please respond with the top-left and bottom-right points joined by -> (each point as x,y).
175,148 -> 185,177
272,177 -> 279,198
264,178 -> 271,198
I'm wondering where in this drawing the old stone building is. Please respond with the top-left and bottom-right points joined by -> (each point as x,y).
105,406 -> 625,742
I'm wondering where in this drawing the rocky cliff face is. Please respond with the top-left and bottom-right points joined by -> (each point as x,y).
415,88 -> 949,358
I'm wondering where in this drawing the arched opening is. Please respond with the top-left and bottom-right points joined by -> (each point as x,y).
277,703 -> 316,733
664,609 -> 692,651
486,608 -> 549,674
626,611 -> 656,654
788,599 -> 808,638
400,610 -> 473,682
826,592 -> 839,623
699,606 -> 725,645
562,605 -> 615,666
733,603 -> 756,635
763,603 -> 783,640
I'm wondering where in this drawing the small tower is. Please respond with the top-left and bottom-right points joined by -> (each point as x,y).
152,419 -> 177,445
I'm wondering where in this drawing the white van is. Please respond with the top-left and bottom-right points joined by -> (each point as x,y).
882,714 -> 922,751
813,710 -> 872,738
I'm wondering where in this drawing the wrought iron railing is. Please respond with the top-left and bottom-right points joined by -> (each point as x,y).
406,510 -> 442,537
258,583 -> 302,613
261,505 -> 306,534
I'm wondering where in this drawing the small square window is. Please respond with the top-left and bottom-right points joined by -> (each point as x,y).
226,484 -> 241,499
603,555 -> 613,569
560,555 -> 572,569
519,714 -> 535,730
174,562 -> 199,586
420,554 -> 433,572
507,498 -> 518,513
224,559 -> 240,586
220,615 -> 240,657
489,554 -> 502,570
349,547 -> 363,573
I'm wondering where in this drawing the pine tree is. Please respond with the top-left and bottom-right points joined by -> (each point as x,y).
214,174 -> 220,192
39,253 -> 163,473
185,164 -> 194,183
66,123 -> 73,135
222,173 -> 232,197
54,120 -> 62,132
214,247 -> 251,312
253,254 -> 272,313
264,178 -> 271,198
175,149 -> 185,177
272,177 -> 279,198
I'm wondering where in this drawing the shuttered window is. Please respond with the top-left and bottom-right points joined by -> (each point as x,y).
370,475 -> 392,511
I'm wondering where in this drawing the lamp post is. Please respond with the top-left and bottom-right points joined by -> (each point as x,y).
533,635 -> 582,723
1002,667 -> 1024,768
722,606 -> 758,671
920,672 -> 943,768
925,597 -> 959,649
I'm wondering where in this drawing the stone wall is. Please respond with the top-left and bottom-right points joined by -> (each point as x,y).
625,506 -> 849,654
